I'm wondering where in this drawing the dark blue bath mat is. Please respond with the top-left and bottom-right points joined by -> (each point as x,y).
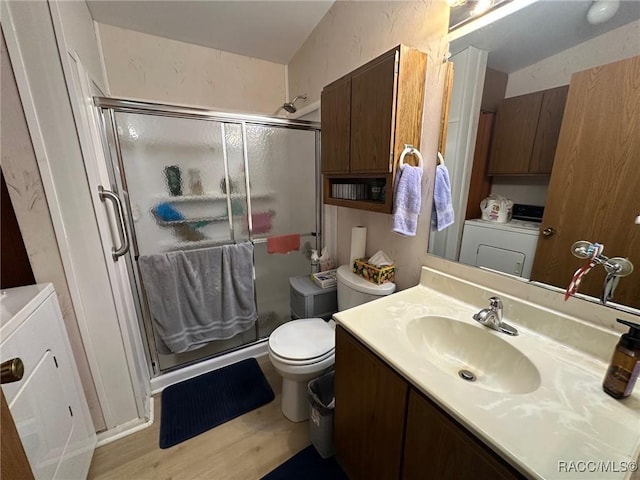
159,358 -> 274,448
261,445 -> 348,480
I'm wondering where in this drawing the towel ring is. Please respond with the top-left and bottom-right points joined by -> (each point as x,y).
399,145 -> 424,169
437,152 -> 445,166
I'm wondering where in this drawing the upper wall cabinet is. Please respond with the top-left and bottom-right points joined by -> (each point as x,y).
488,85 -> 569,175
321,45 -> 427,213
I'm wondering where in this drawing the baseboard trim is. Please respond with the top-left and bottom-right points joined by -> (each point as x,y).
96,396 -> 155,447
95,342 -> 270,445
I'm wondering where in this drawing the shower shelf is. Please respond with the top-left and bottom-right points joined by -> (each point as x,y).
157,191 -> 275,203
151,208 -> 230,227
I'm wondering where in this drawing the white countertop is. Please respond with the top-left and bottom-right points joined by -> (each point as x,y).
334,268 -> 640,480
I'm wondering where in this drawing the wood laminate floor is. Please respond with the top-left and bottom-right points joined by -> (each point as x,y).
88,357 -> 310,480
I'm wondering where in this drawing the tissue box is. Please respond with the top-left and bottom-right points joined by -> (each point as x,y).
352,259 -> 395,285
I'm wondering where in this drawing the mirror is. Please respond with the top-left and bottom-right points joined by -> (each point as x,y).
429,0 -> 640,311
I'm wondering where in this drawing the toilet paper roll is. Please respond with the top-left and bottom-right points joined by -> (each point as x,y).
350,226 -> 367,265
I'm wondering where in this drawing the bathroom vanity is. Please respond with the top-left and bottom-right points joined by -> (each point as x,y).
333,265 -> 640,479
335,326 -> 522,479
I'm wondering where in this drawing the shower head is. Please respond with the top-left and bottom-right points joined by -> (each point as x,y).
282,94 -> 307,113
283,103 -> 297,113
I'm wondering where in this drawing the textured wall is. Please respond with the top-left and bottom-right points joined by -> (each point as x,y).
288,1 -> 449,290
0,34 -> 105,431
97,23 -> 287,115
506,20 -> 640,98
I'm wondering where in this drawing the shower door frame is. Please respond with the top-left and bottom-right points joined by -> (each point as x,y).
94,97 -> 322,376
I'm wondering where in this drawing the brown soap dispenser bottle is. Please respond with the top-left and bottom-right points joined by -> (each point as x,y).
603,319 -> 640,399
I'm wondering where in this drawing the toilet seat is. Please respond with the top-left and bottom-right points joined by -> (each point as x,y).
268,347 -> 335,366
268,318 -> 335,363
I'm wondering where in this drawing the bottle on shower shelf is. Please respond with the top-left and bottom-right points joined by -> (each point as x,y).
164,165 -> 182,196
188,168 -> 204,195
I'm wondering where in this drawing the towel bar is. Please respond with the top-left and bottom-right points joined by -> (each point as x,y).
398,145 -> 424,169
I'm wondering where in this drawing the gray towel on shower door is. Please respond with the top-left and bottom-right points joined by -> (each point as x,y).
138,242 -> 257,353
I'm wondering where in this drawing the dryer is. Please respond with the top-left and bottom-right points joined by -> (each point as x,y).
459,219 -> 541,278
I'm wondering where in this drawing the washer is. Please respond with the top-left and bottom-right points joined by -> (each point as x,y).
459,219 -> 541,278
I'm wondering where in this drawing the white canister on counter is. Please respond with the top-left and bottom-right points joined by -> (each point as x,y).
480,195 -> 513,223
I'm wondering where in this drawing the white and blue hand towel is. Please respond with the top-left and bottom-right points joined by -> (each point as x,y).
392,165 -> 423,236
431,164 -> 454,231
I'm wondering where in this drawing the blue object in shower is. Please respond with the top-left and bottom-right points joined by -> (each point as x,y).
155,202 -> 185,222
154,202 -> 211,229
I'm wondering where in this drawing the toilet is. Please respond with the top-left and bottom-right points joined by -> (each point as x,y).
268,264 -> 395,422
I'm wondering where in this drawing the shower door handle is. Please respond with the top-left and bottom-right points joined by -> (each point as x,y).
98,185 -> 130,261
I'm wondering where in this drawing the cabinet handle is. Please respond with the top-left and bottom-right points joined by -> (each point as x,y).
542,227 -> 556,237
98,186 -> 130,261
1,358 -> 24,384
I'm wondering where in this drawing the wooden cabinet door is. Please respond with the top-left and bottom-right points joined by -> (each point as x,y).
335,326 -> 408,480
403,389 -> 523,480
350,51 -> 398,174
321,76 -> 351,174
531,56 -> 640,309
488,91 -> 543,174
529,86 -> 569,174
1,389 -> 35,480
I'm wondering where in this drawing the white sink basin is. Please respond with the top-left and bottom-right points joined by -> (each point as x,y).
406,316 -> 541,394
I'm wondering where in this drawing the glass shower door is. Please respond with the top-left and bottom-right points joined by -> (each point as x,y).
113,113 -> 248,254
244,124 -> 319,338
101,104 -> 321,374
111,112 -> 255,371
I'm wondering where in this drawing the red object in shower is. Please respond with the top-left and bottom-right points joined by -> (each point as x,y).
266,234 -> 300,254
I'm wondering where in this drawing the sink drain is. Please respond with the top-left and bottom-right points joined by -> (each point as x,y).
458,369 -> 476,382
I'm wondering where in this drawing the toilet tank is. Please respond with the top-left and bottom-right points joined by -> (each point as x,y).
336,265 -> 396,311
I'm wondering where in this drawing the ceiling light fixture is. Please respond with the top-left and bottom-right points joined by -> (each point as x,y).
587,0 -> 620,25
471,0 -> 494,17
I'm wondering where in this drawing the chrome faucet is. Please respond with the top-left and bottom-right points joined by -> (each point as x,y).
473,297 -> 518,336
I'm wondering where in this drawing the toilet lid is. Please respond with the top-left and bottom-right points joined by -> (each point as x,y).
268,318 -> 335,361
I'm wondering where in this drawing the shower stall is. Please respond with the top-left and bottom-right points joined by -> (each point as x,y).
94,98 -> 321,375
